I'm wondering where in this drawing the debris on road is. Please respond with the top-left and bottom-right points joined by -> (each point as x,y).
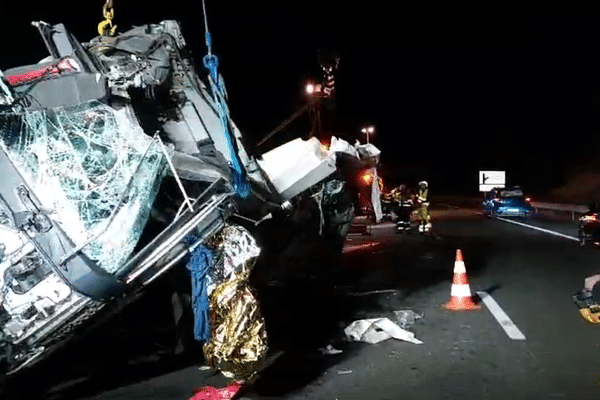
394,310 -> 424,329
190,381 -> 242,400
344,318 -> 423,344
390,350 -> 401,359
348,289 -> 400,297
320,344 -> 343,355
337,369 -> 353,375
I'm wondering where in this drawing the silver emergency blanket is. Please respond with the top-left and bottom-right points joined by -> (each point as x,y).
205,225 -> 262,297
0,100 -> 166,274
203,224 -> 267,381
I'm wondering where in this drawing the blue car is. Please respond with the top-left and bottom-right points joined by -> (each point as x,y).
483,187 -> 533,218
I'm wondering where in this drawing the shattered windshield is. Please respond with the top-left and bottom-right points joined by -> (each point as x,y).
0,100 -> 166,274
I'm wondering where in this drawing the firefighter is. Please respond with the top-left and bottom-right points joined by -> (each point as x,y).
573,274 -> 600,324
416,181 -> 431,233
391,184 -> 413,233
380,189 -> 394,221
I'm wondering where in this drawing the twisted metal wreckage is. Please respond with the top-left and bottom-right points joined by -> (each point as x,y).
0,16 -> 381,382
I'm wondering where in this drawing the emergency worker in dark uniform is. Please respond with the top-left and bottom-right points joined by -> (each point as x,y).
391,184 -> 413,233
380,190 -> 394,221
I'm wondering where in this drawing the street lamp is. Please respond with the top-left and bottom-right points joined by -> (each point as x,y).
361,126 -> 375,144
305,81 -> 323,140
306,82 -> 322,96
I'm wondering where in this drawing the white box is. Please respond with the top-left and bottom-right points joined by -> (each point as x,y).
257,138 -> 337,200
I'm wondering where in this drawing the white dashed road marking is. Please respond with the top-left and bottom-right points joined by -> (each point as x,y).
476,291 -> 526,340
494,216 -> 579,242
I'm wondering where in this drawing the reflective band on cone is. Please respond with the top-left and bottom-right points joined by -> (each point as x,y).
450,282 -> 471,297
454,261 -> 466,274
444,249 -> 480,311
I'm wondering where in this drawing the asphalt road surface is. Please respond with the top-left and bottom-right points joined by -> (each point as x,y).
12,203 -> 600,400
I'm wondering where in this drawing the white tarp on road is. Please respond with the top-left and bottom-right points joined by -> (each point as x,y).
344,318 -> 423,344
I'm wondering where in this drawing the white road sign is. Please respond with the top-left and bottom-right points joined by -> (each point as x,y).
479,171 -> 505,192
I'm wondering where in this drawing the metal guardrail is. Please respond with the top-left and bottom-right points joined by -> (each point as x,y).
433,196 -> 590,221
426,196 -> 592,221
530,202 -> 589,221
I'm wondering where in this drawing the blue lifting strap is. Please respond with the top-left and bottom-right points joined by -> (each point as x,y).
201,1 -> 250,198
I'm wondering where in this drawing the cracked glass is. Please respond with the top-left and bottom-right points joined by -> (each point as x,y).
0,100 -> 166,274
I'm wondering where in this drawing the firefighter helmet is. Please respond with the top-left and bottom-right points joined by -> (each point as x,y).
579,307 -> 600,324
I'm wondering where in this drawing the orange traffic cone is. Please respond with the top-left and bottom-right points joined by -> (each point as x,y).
444,249 -> 480,310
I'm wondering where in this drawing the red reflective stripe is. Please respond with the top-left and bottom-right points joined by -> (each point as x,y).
5,69 -> 47,85
5,59 -> 76,86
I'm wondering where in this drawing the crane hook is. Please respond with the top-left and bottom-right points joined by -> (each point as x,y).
98,1 -> 117,36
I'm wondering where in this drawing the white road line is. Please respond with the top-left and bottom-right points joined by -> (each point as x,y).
495,216 -> 579,242
342,242 -> 381,253
370,222 -> 396,229
476,291 -> 526,340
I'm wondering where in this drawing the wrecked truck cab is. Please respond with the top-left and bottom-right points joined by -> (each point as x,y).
0,20 -> 380,377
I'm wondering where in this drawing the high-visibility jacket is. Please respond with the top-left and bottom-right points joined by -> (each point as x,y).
391,188 -> 412,206
418,188 -> 429,204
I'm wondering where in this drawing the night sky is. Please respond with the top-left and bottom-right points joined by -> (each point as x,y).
2,3 -> 600,196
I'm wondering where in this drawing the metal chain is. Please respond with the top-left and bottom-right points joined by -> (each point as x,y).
98,0 -> 117,36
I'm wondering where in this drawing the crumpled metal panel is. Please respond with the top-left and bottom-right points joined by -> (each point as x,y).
0,100 -> 165,274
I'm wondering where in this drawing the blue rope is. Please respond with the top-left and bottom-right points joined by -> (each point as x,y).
201,20 -> 250,198
184,236 -> 213,343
